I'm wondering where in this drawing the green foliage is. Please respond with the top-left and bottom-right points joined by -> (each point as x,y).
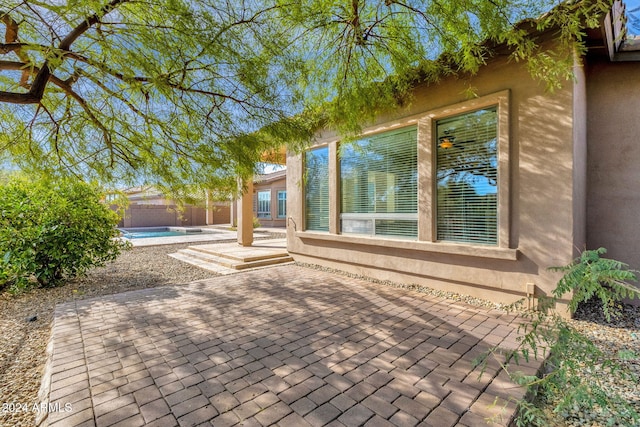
475,248 -> 640,426
0,177 -> 130,292
551,247 -> 640,321
1,0 -> 314,195
1,1 -> 613,195
278,0 -> 612,133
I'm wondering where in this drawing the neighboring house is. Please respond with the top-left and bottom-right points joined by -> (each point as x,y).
285,2 -> 640,313
126,186 -> 182,206
254,169 -> 287,228
232,170 -> 287,228
113,186 -> 230,228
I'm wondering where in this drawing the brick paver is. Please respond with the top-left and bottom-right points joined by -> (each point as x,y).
41,265 -> 541,426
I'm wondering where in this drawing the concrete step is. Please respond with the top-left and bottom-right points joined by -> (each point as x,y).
173,249 -> 237,268
231,254 -> 293,270
168,252 -> 237,275
186,243 -> 289,263
169,245 -> 293,274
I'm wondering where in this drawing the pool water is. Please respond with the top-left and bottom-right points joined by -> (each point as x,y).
122,231 -> 188,239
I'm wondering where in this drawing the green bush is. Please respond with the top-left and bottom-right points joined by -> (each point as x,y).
0,178 -> 130,292
476,248 -> 640,426
551,247 -> 639,321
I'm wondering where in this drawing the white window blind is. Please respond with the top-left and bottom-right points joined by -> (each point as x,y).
340,127 -> 418,238
305,147 -> 329,231
436,107 -> 498,245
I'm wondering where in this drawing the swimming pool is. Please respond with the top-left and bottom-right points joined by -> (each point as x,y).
122,230 -> 186,239
119,227 -> 218,239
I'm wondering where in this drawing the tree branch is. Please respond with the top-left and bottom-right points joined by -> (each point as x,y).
48,83 -> 115,166
0,42 -> 28,54
0,0 -> 130,104
4,59 -> 117,163
59,0 -> 129,51
76,68 -> 146,118
1,12 -> 32,87
1,12 -> 19,44
1,56 -> 262,112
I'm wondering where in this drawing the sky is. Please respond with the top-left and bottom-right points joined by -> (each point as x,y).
628,0 -> 640,36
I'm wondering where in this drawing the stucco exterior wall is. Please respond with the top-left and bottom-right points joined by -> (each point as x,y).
254,175 -> 287,228
587,60 -> 640,272
118,204 -> 208,228
287,51 -> 585,308
573,57 -> 588,259
206,201 -> 231,225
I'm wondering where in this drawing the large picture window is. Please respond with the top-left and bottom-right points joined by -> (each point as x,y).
340,127 -> 418,238
305,146 -> 329,231
298,91 -> 509,256
436,107 -> 498,245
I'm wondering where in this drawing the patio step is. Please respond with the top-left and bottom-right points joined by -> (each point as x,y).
168,239 -> 293,274
168,251 -> 238,274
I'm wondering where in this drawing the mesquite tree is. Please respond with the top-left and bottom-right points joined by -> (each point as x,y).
0,0 -> 611,194
1,0 -> 310,194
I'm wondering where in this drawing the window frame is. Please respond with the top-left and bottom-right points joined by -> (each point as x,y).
434,106 -> 499,245
419,90 -> 510,248
303,145 -> 331,232
339,126 -> 419,239
256,190 -> 271,219
297,90 -> 512,258
277,190 -> 287,218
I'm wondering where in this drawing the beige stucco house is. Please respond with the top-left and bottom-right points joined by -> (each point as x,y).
230,169 -> 287,228
284,2 -> 640,312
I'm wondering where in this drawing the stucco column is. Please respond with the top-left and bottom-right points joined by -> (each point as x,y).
237,177 -> 254,247
205,189 -> 214,225
230,197 -> 236,228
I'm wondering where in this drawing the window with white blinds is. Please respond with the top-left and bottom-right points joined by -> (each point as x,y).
340,127 -> 418,238
257,191 -> 271,218
436,107 -> 498,245
304,146 -> 329,231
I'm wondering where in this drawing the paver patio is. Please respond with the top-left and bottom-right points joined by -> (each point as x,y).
40,265 -> 543,427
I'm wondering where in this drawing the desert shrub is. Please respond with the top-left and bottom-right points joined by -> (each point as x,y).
0,177 -> 130,292
550,247 -> 640,321
476,248 -> 640,426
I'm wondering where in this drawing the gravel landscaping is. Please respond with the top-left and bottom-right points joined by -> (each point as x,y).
555,302 -> 640,426
0,241 -> 638,427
